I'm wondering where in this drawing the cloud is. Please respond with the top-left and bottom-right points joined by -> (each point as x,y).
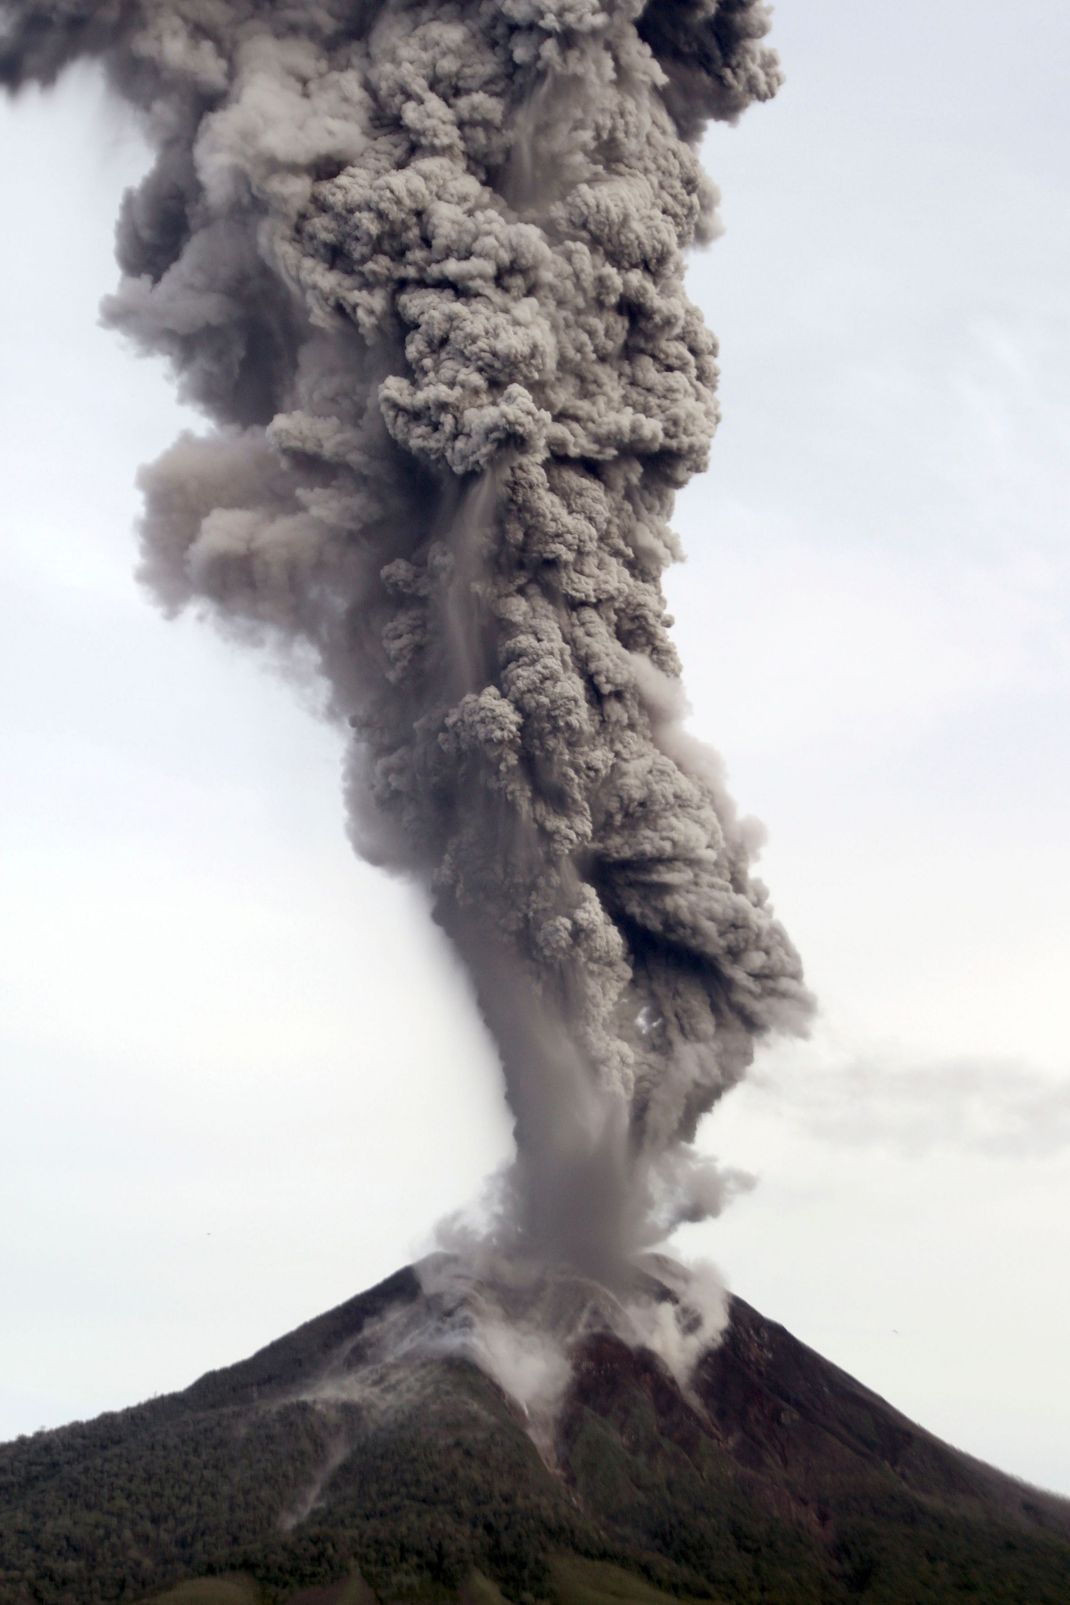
1,0 -> 810,1271
750,1047 -> 1070,1160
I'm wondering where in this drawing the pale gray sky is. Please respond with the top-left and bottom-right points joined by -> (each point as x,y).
2,3 -> 1068,1494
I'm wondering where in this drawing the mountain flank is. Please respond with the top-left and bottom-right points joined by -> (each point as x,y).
1,1264 -> 1067,1604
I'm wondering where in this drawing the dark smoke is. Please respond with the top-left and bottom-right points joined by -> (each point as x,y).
2,0 -> 811,1276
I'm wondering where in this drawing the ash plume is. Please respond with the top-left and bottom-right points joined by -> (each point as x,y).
289,1252 -> 731,1467
2,0 -> 811,1277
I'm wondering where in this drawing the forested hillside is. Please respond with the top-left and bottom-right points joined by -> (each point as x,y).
2,1267 -> 1068,1603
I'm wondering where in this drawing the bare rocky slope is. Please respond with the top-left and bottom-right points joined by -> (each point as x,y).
1,1264 -> 1068,1604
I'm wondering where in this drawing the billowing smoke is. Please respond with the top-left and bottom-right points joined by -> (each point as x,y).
292,1252 -> 734,1467
2,0 -> 811,1278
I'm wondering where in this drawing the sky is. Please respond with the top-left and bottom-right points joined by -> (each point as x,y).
1,1 -> 1068,1496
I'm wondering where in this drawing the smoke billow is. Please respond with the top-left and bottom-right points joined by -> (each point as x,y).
293,1251 -> 732,1465
2,0 -> 811,1279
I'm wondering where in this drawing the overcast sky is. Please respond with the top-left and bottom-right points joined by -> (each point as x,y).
1,2 -> 1068,1496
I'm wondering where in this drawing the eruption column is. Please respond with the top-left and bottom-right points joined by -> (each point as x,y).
1,0 -> 812,1273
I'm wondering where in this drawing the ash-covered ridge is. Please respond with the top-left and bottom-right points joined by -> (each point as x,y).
290,1250 -> 731,1459
1,0 -> 811,1270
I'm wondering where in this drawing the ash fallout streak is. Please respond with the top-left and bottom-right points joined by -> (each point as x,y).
1,0 -> 811,1277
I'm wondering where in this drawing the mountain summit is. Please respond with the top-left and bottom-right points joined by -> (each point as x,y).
2,1261 -> 1068,1603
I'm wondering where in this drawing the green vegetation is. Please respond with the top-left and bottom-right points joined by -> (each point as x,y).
547,1555 -> 712,1604
2,1276 -> 1068,1604
458,1575 -> 510,1605
143,1582 -> 261,1605
135,1563 -> 710,1605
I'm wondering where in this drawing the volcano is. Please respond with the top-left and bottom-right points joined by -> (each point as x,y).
2,1262 -> 1068,1604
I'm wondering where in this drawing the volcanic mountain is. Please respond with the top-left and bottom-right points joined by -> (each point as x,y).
2,1260 -> 1067,1605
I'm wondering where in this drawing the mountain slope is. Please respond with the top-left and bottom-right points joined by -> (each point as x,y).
1,1264 -> 1067,1604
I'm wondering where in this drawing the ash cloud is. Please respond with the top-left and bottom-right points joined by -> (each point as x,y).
295,1251 -> 732,1463
1,0 -> 810,1273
